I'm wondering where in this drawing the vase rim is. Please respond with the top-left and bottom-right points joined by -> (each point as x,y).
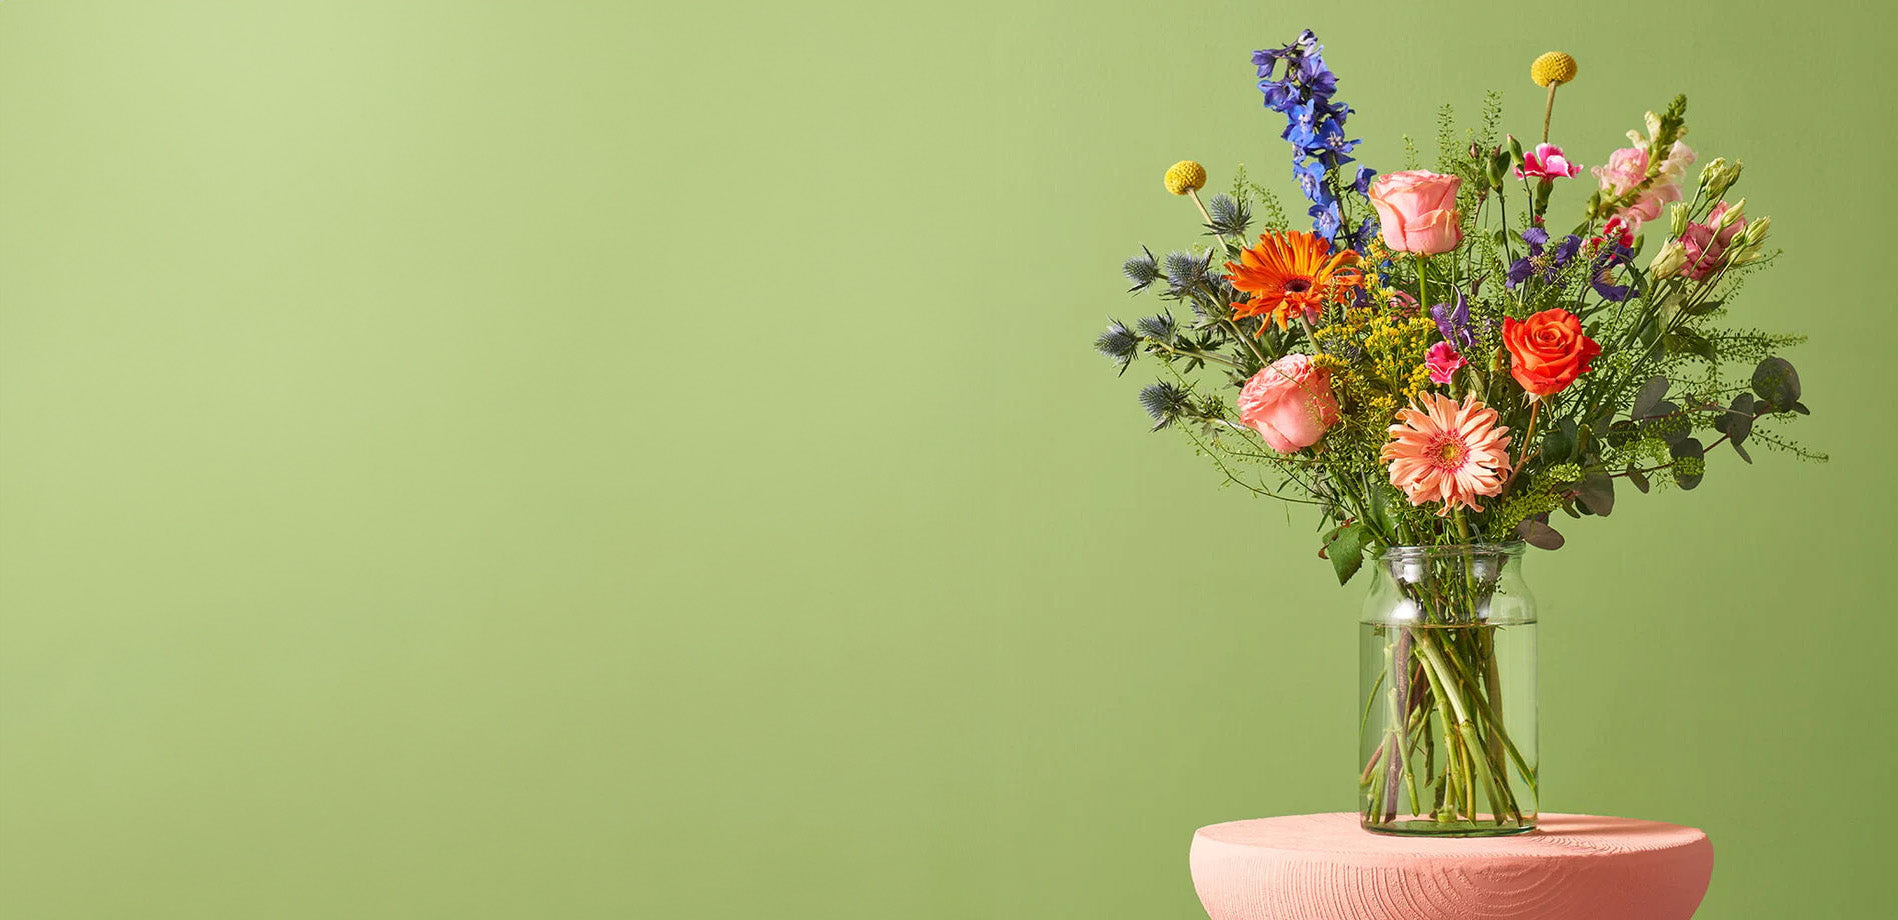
1378,541 -> 1526,562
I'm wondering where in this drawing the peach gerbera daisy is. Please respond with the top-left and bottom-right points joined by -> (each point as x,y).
1381,393 -> 1513,515
1225,231 -> 1363,332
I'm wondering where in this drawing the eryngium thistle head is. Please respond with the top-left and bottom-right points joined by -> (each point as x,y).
1094,318 -> 1138,374
1137,381 -> 1192,431
1123,246 -> 1159,292
1163,249 -> 1211,293
1134,313 -> 1176,342
1205,193 -> 1251,236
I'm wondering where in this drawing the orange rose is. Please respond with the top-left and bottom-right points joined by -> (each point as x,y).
1503,308 -> 1600,398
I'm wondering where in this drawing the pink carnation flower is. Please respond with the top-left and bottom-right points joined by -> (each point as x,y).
1515,142 -> 1582,179
1424,341 -> 1466,385
1381,394 -> 1512,515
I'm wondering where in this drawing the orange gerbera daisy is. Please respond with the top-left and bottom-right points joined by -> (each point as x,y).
1381,394 -> 1513,515
1225,231 -> 1364,332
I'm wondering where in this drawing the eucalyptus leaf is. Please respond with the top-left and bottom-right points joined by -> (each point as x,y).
1717,393 -> 1755,445
1578,469 -> 1615,516
1671,437 -> 1705,490
1751,357 -> 1800,407
1626,464 -> 1650,493
1631,376 -> 1669,418
1517,519 -> 1566,550
1542,420 -> 1578,464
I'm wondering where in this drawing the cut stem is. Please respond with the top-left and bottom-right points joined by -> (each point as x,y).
1541,83 -> 1559,144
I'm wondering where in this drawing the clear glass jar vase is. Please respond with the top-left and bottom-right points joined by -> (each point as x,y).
1359,543 -> 1537,836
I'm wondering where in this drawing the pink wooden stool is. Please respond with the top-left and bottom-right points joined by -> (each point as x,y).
1190,813 -> 1712,920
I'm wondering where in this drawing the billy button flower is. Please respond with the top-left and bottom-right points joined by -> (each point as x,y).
1530,51 -> 1578,143
1164,160 -> 1224,239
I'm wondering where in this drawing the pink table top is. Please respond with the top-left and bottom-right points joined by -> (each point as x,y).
1190,813 -> 1713,920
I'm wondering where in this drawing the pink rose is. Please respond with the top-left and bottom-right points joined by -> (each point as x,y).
1237,353 -> 1339,453
1424,341 -> 1466,385
1368,170 -> 1463,254
1592,141 -> 1695,228
1516,142 -> 1582,179
1680,201 -> 1745,281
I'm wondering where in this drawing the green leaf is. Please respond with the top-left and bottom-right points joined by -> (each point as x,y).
1541,419 -> 1577,464
1671,437 -> 1706,490
1631,376 -> 1669,419
1517,518 -> 1565,550
1714,393 -> 1755,446
1625,464 -> 1651,493
1577,469 -> 1615,516
1663,329 -> 1717,362
1328,523 -> 1370,586
1366,484 -> 1395,543
1751,357 -> 1801,407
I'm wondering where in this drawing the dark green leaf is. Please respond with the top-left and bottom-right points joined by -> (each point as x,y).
1577,469 -> 1615,516
1366,485 -> 1395,543
1663,330 -> 1717,362
1328,523 -> 1370,586
1642,401 -> 1688,445
1751,357 -> 1801,407
1542,419 -> 1578,464
1671,437 -> 1705,490
1715,393 -> 1755,445
1631,376 -> 1669,418
1626,464 -> 1650,493
1679,298 -> 1724,316
1517,519 -> 1566,550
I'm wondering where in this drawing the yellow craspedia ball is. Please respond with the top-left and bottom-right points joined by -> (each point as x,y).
1164,160 -> 1207,196
1531,52 -> 1578,87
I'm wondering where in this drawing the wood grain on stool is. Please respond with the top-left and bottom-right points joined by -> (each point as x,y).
1190,814 -> 1712,920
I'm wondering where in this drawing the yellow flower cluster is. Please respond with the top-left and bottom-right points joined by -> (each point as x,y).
1530,52 -> 1577,88
1163,160 -> 1207,196
1309,306 -> 1441,464
1317,307 -> 1438,402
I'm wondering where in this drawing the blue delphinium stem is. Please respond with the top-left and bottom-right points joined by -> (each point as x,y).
1252,30 -> 1372,244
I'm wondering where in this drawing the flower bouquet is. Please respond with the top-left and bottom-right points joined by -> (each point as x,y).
1094,33 -> 1822,836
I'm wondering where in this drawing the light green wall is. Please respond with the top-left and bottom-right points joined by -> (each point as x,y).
1,1 -> 1889,917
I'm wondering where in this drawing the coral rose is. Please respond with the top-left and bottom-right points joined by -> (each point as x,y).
1237,353 -> 1339,453
1503,308 -> 1601,398
1367,170 -> 1463,254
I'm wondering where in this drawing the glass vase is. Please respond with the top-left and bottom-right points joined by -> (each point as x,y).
1358,543 -> 1537,836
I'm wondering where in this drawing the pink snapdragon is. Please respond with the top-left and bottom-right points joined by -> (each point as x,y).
1424,341 -> 1465,385
1592,141 -> 1695,228
1680,201 -> 1746,281
1515,142 -> 1582,179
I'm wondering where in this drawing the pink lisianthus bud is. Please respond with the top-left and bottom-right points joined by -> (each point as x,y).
1515,143 -> 1582,179
1236,353 -> 1340,453
1679,200 -> 1747,281
1424,341 -> 1466,385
